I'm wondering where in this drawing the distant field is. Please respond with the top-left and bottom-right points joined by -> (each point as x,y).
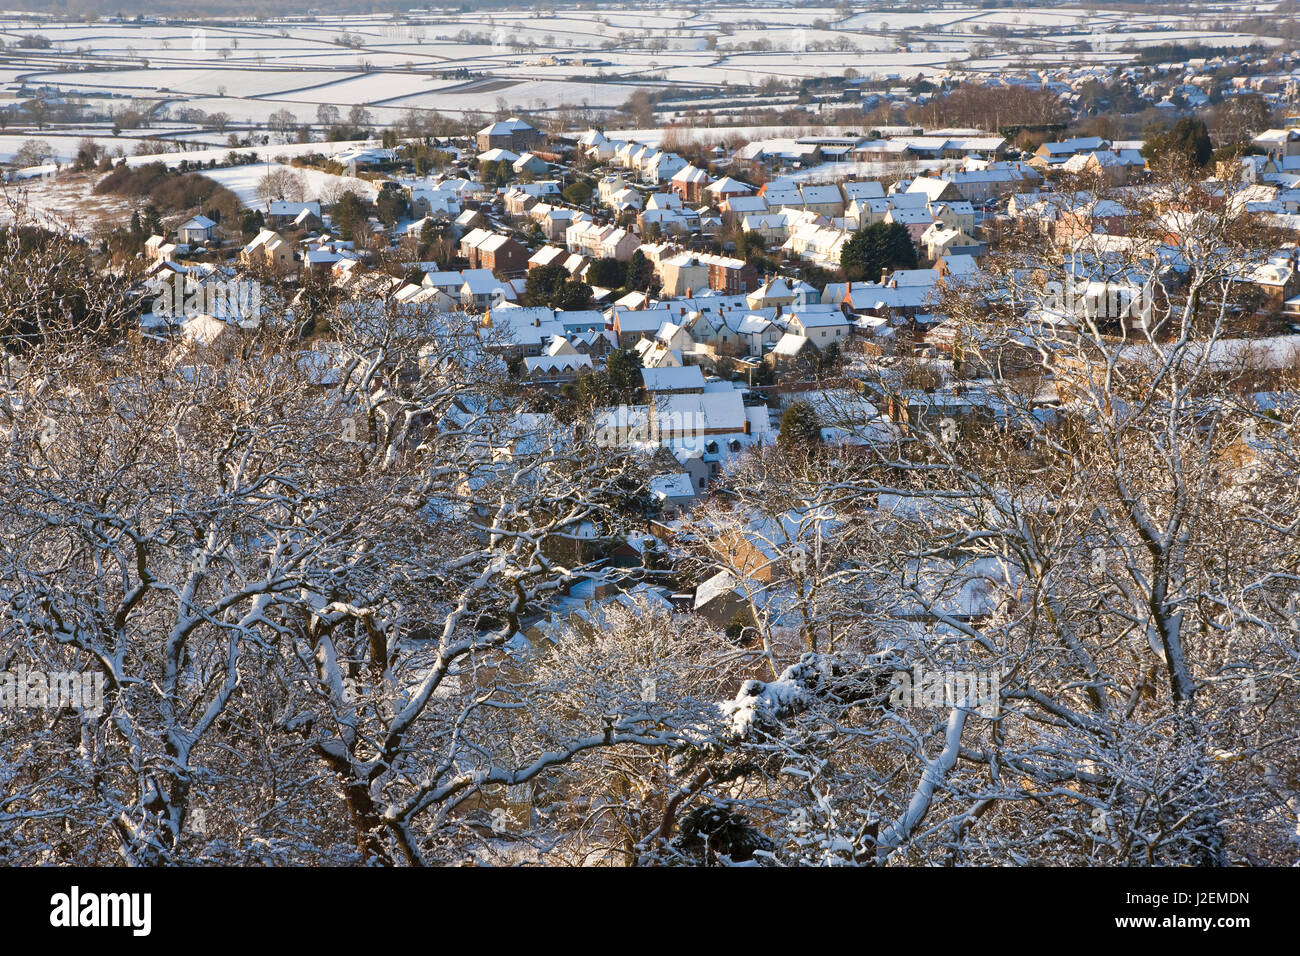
0,1 -> 1289,151
200,162 -> 379,208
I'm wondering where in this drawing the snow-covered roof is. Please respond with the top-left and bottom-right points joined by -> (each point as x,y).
641,365 -> 705,392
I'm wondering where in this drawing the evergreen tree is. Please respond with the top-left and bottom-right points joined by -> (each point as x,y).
1142,117 -> 1213,169
840,221 -> 918,282
778,400 -> 822,450
586,256 -> 627,289
605,348 -> 643,403
524,262 -> 594,310
625,248 -> 657,292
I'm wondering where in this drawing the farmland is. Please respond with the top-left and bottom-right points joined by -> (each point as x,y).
0,2 -> 1290,152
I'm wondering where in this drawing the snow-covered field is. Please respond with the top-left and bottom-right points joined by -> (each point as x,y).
199,162 -> 379,208
0,1 -> 1290,165
0,169 -> 136,233
0,1 -> 1287,119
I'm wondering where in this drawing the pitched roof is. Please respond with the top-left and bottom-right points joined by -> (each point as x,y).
641,365 -> 706,391
654,391 -> 747,432
706,176 -> 753,195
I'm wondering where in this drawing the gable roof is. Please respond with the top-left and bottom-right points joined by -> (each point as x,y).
641,365 -> 706,391
706,176 -> 753,195
653,391 -> 747,433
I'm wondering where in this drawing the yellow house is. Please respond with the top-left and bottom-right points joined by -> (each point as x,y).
239,229 -> 294,273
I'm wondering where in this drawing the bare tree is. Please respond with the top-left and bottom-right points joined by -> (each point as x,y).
255,167 -> 308,205
0,243 -> 686,864
347,105 -> 372,130
316,103 -> 341,128
10,139 -> 51,168
267,108 -> 299,140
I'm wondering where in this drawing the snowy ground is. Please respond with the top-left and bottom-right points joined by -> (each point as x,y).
200,162 -> 379,208
0,1 -> 1290,168
0,2 -> 1287,126
121,138 -> 381,171
0,170 -> 135,234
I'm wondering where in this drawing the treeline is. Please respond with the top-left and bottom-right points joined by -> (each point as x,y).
9,0 -> 437,15
1132,42 -> 1274,65
904,82 -> 1068,133
94,163 -> 244,226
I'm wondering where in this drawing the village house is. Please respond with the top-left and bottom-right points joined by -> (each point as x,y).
1053,198 -> 1136,246
476,117 -> 542,152
613,307 -> 672,348
522,336 -> 593,385
651,391 -> 751,441
670,165 -> 710,204
785,307 -> 852,349
721,313 -> 782,357
513,152 -> 549,176
461,270 -> 515,310
530,204 -> 588,241
906,175 -> 962,204
770,332 -> 815,372
741,212 -> 790,244
461,230 -> 529,275
928,200 -> 976,234
655,320 -> 695,355
145,234 -> 183,262
658,252 -> 710,298
702,254 -> 759,294
922,223 -> 982,261
177,215 -> 216,246
566,221 -> 640,261
760,180 -> 804,209
641,365 -> 706,395
636,337 -> 684,368
642,150 -> 688,184
722,194 -> 768,218
798,185 -> 847,218
886,206 -> 935,243
1252,128 -> 1300,164
267,201 -> 322,229
1243,255 -> 1300,311
240,229 -> 294,273
528,245 -> 568,272
504,187 -> 539,218
705,176 -> 754,205
1032,136 -> 1111,169
1061,148 -> 1147,184
746,277 -> 795,311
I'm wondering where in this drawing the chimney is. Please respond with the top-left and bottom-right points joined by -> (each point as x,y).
882,268 -> 890,284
